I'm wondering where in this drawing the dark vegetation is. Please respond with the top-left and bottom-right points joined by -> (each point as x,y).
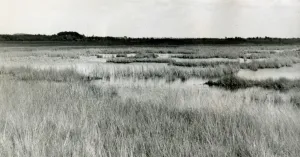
107,52 -> 167,63
2,32 -> 300,45
96,54 -> 103,58
290,93 -> 300,107
96,50 -> 194,54
133,52 -> 159,58
116,54 -> 127,57
205,76 -> 300,91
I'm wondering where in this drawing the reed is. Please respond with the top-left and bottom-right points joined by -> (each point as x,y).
107,58 -> 173,64
170,60 -> 239,67
206,75 -> 300,91
0,78 -> 299,156
171,51 -> 240,59
240,58 -> 300,71
0,64 -> 240,82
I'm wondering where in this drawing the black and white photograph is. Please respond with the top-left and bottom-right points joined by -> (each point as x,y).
0,0 -> 300,156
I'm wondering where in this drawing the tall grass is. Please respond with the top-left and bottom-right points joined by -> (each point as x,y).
171,51 -> 240,59
91,64 -> 240,80
0,66 -> 93,82
0,78 -> 299,156
0,64 -> 240,82
239,52 -> 271,59
206,75 -> 300,91
171,51 -> 274,60
170,60 -> 239,67
133,52 -> 159,58
240,57 -> 300,71
169,57 -> 300,70
116,54 -> 127,57
107,58 -> 173,64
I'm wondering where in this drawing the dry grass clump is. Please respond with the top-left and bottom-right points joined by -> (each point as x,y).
0,78 -> 299,156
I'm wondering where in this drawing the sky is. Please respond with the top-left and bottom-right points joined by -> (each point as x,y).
1,0 -> 300,38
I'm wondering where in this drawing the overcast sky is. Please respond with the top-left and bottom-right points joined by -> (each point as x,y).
1,0 -> 300,37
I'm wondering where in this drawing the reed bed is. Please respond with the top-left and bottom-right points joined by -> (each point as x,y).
91,64 -> 240,80
206,75 -> 300,91
171,51 -> 240,59
240,53 -> 271,59
0,78 -> 299,156
170,60 -> 239,67
0,64 -> 240,82
116,54 -> 127,57
107,58 -> 173,64
0,66 -> 89,82
133,53 -> 159,58
240,57 -> 300,71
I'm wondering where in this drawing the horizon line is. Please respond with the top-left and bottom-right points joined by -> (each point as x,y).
1,32 -> 300,39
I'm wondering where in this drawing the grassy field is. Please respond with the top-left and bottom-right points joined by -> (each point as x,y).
0,77 -> 299,156
0,45 -> 300,156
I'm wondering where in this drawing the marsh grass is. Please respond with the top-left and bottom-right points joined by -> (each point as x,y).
240,58 -> 300,71
206,76 -> 300,91
0,78 -> 299,156
91,64 -> 240,80
291,93 -> 300,107
170,60 -> 239,67
116,54 -> 127,57
168,57 -> 300,71
0,64 -> 240,82
0,66 -> 92,82
107,58 -> 173,64
96,54 -> 103,58
239,51 -> 273,59
171,51 -> 240,59
133,52 -> 159,58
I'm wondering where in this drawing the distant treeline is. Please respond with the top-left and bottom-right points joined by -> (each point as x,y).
1,31 -> 300,45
